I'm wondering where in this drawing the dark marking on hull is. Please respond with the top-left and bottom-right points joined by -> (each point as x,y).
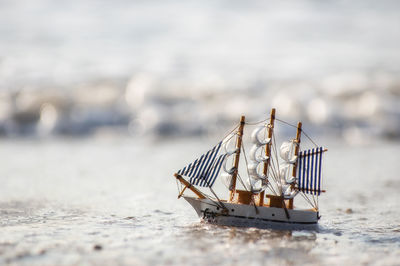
201,210 -> 318,225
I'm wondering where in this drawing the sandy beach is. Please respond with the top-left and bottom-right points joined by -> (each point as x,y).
0,138 -> 399,265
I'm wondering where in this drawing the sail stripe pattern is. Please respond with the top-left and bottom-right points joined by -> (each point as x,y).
177,142 -> 225,187
318,147 -> 322,194
310,148 -> 314,192
297,147 -> 324,195
203,154 -> 227,187
197,145 -> 219,186
298,151 -> 302,190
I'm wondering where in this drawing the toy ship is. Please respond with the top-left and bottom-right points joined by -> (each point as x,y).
174,108 -> 327,227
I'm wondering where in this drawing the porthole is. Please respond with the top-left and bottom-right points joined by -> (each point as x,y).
231,209 -> 235,212
272,213 -> 275,217
217,207 -> 220,210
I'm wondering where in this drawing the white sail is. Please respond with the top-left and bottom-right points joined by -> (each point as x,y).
286,175 -> 296,184
248,162 -> 267,180
221,136 -> 239,175
283,185 -> 299,199
251,126 -> 271,146
279,141 -> 297,163
246,125 -> 271,193
220,137 -> 237,188
276,140 -> 300,196
279,164 -> 289,182
221,172 -> 233,189
279,164 -> 297,185
222,135 -> 239,155
247,177 -> 268,193
249,145 -> 269,163
223,156 -> 236,174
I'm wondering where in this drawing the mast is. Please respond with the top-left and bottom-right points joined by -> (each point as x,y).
288,122 -> 302,209
229,115 -> 245,202
259,108 -> 275,206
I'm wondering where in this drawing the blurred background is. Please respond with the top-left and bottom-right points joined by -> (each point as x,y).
1,0 -> 400,143
1,1 -> 400,265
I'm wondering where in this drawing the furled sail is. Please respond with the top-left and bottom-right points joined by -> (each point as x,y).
220,134 -> 239,189
251,126 -> 271,146
247,125 -> 270,192
278,140 -> 299,198
282,184 -> 299,199
297,147 -> 324,195
222,138 -> 238,175
277,164 -> 298,199
280,141 -> 297,164
249,145 -> 269,163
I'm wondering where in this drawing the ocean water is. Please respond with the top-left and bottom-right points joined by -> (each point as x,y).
1,0 -> 400,85
1,137 -> 399,265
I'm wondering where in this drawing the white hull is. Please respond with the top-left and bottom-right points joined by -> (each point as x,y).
184,196 -> 319,228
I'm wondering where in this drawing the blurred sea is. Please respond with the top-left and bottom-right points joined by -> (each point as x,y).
1,0 -> 400,265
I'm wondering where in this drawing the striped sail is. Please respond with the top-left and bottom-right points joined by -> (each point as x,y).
177,142 -> 226,187
297,147 -> 324,195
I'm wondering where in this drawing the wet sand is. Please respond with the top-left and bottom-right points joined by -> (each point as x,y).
0,138 -> 399,265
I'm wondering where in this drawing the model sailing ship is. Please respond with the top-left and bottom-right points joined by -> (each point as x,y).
173,108 -> 327,227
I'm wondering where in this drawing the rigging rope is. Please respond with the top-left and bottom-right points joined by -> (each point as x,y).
272,131 -> 283,194
267,154 -> 280,193
240,140 -> 253,192
226,132 -> 248,192
261,122 -> 278,196
245,118 -> 270,126
175,178 -> 182,194
209,187 -> 228,210
300,191 -> 316,209
275,118 -> 319,147
222,124 -> 239,143
237,172 -> 249,192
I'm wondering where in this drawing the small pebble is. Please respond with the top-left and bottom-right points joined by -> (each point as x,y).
345,208 -> 353,214
93,245 -> 103,251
